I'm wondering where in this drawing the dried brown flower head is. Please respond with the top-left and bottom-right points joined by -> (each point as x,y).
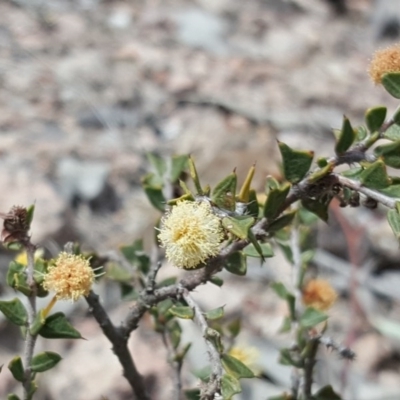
302,279 -> 337,311
0,206 -> 30,244
369,45 -> 400,84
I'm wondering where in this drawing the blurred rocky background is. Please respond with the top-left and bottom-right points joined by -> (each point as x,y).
1,0 -> 400,399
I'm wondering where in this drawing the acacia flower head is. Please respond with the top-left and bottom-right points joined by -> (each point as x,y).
158,200 -> 224,269
43,252 -> 95,301
369,45 -> 400,84
302,279 -> 337,311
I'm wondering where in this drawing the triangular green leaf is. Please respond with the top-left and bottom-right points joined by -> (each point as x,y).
7,394 -> 21,400
359,160 -> 391,189
143,185 -> 166,212
166,320 -> 182,349
30,351 -> 62,373
387,209 -> 400,240
39,312 -> 82,339
263,183 -> 291,219
267,211 -> 296,232
0,298 -> 28,326
170,155 -> 188,183
374,140 -> 400,168
301,198 -> 329,222
221,354 -> 255,379
243,242 -> 274,258
383,123 -> 400,141
184,389 -> 201,400
335,116 -> 355,154
222,216 -> 254,239
380,184 -> 400,198
224,252 -> 247,276
221,374 -> 242,399
314,385 -> 342,400
212,172 -> 237,211
365,106 -> 387,133
300,307 -> 328,329
205,306 -> 225,320
278,142 -> 314,183
6,261 -> 32,296
8,356 -> 24,382
382,73 -> 400,99
147,153 -> 166,179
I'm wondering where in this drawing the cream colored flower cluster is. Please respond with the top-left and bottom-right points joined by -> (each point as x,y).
158,201 -> 224,269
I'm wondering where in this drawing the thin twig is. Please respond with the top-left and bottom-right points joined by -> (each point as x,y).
302,338 -> 320,400
85,291 -> 150,400
22,241 -> 37,399
182,289 -> 223,400
318,336 -> 355,360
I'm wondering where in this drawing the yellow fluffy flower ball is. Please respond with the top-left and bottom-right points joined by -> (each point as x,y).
369,45 -> 400,84
158,201 -> 224,269
43,252 -> 95,301
302,279 -> 337,311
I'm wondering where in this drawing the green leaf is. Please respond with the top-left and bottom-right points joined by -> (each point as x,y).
335,116 -> 355,154
265,176 -> 280,192
272,282 -> 296,320
209,276 -> 224,287
0,298 -> 28,326
263,183 -> 291,219
383,123 -> 400,141
279,348 -> 302,368
238,165 -> 255,203
221,374 -> 242,399
188,156 -> 203,195
8,356 -> 24,382
222,216 -> 254,239
301,198 -> 329,222
221,354 -> 255,379
166,319 -> 182,349
184,389 -> 201,400
156,276 -> 177,288
170,155 -> 188,183
30,351 -> 62,373
147,153 -> 166,179
365,106 -> 387,132
355,125 -> 368,141
380,184 -> 400,198
340,167 -> 363,179
169,305 -> 194,320
39,312 -> 82,339
30,310 -> 46,336
174,342 -> 191,363
7,394 -> 21,400
224,252 -> 247,276
267,211 -> 296,232
106,264 -> 133,283
205,306 -> 225,320
278,142 -> 314,183
387,209 -> 400,240
243,242 -> 274,258
227,318 -> 241,338
26,204 -> 35,228
314,385 -> 342,400
374,140 -> 400,168
359,160 -> 391,189
245,189 -> 259,218
300,307 -> 328,329
382,73 -> 400,99
211,172 -> 237,211
143,185 -> 166,212
6,261 -> 32,296
120,240 -> 150,274
308,163 -> 334,184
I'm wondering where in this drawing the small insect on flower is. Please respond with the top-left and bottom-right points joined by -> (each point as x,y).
43,252 -> 95,301
302,279 -> 337,311
158,200 -> 224,269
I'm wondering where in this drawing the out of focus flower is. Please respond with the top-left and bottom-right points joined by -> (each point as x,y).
369,45 -> 400,84
229,345 -> 260,375
43,252 -> 95,301
158,201 -> 224,269
302,279 -> 337,311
